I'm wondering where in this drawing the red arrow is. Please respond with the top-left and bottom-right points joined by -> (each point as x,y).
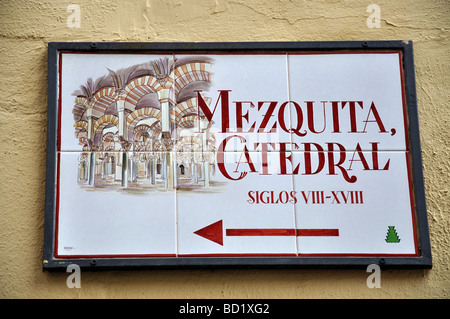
194,220 -> 224,246
194,220 -> 339,245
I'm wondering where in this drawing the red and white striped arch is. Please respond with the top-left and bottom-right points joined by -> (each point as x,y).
173,62 -> 212,97
126,107 -> 162,133
93,114 -> 119,136
92,87 -> 117,117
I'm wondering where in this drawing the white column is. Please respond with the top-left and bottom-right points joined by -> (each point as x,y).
117,96 -> 129,187
165,152 -> 174,190
116,98 -> 128,139
85,107 -> 96,186
88,152 -> 96,186
121,152 -> 128,188
158,87 -> 174,190
151,160 -> 156,185
158,88 -> 171,133
201,122 -> 210,188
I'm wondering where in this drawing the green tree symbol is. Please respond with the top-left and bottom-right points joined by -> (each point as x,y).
385,226 -> 401,243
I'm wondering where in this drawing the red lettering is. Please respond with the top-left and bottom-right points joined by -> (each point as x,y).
342,101 -> 363,133
303,142 -> 325,175
254,142 -> 276,175
363,101 -> 387,133
286,101 -> 307,136
235,101 -> 256,132
258,101 -> 278,133
348,143 -> 371,171
327,143 -> 357,183
197,90 -> 230,133
306,101 -> 327,134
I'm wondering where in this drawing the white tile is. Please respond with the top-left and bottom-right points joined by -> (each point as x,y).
291,151 -> 418,255
174,53 -> 292,152
176,151 -> 298,256
59,52 -> 175,152
287,52 -> 408,151
56,151 -> 177,257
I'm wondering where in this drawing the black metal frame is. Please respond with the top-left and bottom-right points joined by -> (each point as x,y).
43,41 -> 432,271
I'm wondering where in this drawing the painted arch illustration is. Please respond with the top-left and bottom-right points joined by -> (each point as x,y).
71,56 -> 220,192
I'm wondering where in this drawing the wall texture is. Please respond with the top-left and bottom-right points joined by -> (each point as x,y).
0,0 -> 448,298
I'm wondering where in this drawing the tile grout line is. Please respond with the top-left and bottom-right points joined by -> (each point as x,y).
56,150 -> 411,153
286,52 -> 300,257
173,52 -> 180,258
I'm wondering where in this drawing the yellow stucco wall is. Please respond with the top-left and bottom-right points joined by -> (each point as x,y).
0,0 -> 448,298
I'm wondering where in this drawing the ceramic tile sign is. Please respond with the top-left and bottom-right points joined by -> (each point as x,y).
43,42 -> 431,270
